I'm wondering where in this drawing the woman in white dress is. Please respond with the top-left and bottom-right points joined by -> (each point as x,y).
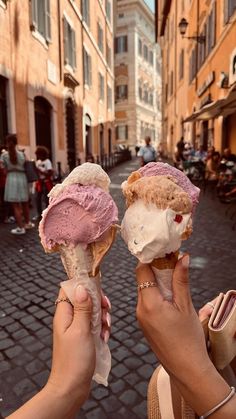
1,134 -> 34,234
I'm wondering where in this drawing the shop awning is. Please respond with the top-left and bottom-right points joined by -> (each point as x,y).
184,83 -> 236,123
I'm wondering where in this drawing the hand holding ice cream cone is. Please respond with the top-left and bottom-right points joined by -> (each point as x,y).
39,163 -> 118,386
121,162 -> 200,300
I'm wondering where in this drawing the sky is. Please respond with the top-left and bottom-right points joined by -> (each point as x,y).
144,0 -> 155,12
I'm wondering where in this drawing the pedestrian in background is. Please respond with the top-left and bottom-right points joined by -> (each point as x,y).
0,134 -> 34,235
138,136 -> 156,166
34,146 -> 53,220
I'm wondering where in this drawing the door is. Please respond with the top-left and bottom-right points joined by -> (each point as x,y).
34,96 -> 52,157
66,99 -> 76,171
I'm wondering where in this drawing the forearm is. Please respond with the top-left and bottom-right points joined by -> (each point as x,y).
7,385 -> 80,419
172,361 -> 236,418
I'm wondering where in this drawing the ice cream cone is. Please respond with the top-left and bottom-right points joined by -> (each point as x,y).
150,251 -> 179,301
56,225 -> 118,387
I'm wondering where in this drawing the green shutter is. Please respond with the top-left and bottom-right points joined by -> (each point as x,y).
64,18 -> 69,64
45,0 -> 51,42
72,29 -> 76,69
31,0 -> 38,29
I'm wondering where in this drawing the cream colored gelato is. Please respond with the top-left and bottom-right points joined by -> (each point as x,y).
121,200 -> 191,264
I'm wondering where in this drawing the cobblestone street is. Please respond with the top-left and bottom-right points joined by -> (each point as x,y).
0,158 -> 236,418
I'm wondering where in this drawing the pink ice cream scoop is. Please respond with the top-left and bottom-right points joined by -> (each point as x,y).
39,183 -> 118,251
139,162 -> 200,211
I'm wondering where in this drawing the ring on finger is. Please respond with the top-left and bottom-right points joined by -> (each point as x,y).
55,297 -> 72,306
138,281 -> 157,291
207,302 -> 215,309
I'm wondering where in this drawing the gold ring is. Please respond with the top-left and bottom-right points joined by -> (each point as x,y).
55,297 -> 72,306
207,302 -> 215,309
138,281 -> 157,291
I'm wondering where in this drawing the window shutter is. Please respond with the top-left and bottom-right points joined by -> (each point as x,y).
83,48 -> 87,84
115,37 -> 118,53
45,0 -> 51,42
125,36 -> 128,52
64,18 -> 69,64
211,2 -> 216,49
224,0 -> 229,23
89,55 -> 92,86
72,29 -> 76,69
31,0 -> 38,29
125,85 -> 128,98
125,125 -> 128,139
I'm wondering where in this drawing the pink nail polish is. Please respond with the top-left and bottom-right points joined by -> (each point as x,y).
106,312 -> 111,328
104,296 -> 111,310
104,330 -> 110,343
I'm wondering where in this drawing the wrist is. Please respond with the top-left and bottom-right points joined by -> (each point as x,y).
172,360 -> 231,416
43,381 -> 82,415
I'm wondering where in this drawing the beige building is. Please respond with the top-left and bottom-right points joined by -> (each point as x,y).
114,0 -> 161,151
0,0 -> 115,172
156,0 -> 236,156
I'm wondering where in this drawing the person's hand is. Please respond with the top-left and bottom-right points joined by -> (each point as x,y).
45,285 -> 111,410
198,296 -> 219,322
136,256 -> 234,416
136,255 -> 212,384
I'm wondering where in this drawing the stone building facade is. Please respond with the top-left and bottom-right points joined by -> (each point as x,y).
156,0 -> 236,156
114,0 -> 161,152
0,0 -> 114,172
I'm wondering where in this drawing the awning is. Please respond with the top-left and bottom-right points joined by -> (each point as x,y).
184,83 -> 236,123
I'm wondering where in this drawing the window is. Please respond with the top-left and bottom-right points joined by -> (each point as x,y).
115,36 -> 128,53
116,85 -> 128,101
99,73 -> 104,100
143,45 -> 148,61
189,46 -> 197,83
139,85 -> 142,100
118,13 -> 124,18
64,19 -> 76,69
98,23 -> 104,53
106,43 -> 112,68
107,85 -> 112,109
224,0 -> 236,23
206,2 -> 216,56
82,0 -> 90,27
156,59 -> 161,73
179,49 -> 184,81
144,89 -> 148,103
31,0 -> 51,42
149,51 -> 154,66
149,93 -> 153,106
116,125 -> 128,140
138,39 -> 142,56
106,0 -> 111,23
83,48 -> 92,86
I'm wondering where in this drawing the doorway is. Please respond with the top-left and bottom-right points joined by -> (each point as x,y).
85,114 -> 92,159
0,76 -> 8,146
34,96 -> 52,157
66,99 -> 76,171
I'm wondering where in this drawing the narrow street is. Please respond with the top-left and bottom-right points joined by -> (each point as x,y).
0,158 -> 236,418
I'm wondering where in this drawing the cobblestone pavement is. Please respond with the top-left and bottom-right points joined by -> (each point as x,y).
0,159 -> 236,418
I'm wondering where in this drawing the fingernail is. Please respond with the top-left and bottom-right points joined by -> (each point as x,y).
104,330 -> 110,344
106,313 -> 111,328
104,296 -> 111,310
182,255 -> 190,269
76,285 -> 89,303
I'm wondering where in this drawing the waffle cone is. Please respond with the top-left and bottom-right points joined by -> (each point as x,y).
151,251 -> 179,270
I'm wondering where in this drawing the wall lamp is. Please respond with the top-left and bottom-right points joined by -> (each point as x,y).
178,18 -> 206,43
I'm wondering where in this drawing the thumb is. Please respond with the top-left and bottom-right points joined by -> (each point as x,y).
172,254 -> 192,309
72,285 -> 93,334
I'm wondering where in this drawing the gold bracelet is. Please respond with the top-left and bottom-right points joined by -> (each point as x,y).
200,386 -> 235,419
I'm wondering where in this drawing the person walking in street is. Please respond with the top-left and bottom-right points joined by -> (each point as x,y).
0,134 -> 34,235
34,146 -> 53,220
138,136 -> 157,166
176,136 -> 185,161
